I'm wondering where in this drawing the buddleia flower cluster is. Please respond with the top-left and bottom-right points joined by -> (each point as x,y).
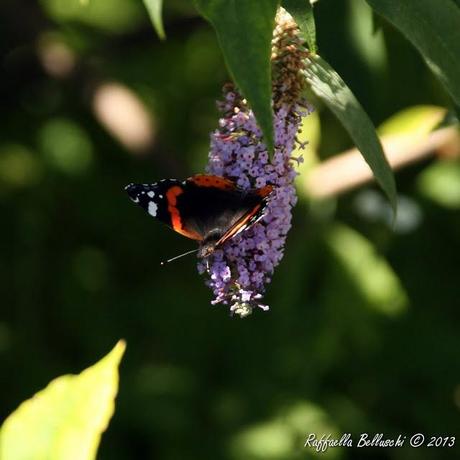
198,9 -> 312,317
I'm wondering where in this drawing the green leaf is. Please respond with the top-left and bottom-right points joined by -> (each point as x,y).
366,0 -> 460,107
230,401 -> 338,459
418,159 -> 460,209
295,110 -> 322,198
326,224 -> 408,316
303,54 -> 397,212
0,341 -> 126,460
378,105 -> 446,137
143,0 -> 166,40
282,0 -> 317,53
193,0 -> 279,152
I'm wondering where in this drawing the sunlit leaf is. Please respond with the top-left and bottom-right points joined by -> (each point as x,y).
229,401 -> 340,459
230,421 -> 293,459
418,160 -> 460,209
281,0 -> 317,53
349,0 -> 386,72
378,105 -> 446,137
284,402 -> 336,437
42,0 -> 143,33
377,106 -> 447,179
193,0 -> 278,152
296,108 -> 320,162
143,0 -> 166,40
303,54 -> 397,212
326,224 -> 408,316
367,0 -> 460,106
0,341 -> 126,460
295,109 -> 322,197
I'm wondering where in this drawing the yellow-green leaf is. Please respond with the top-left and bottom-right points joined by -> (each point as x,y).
193,0 -> 278,153
229,401 -> 340,460
378,105 -> 446,137
0,340 -> 126,460
295,109 -> 321,197
143,0 -> 166,40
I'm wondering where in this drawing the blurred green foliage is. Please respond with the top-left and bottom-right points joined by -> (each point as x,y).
0,0 -> 459,459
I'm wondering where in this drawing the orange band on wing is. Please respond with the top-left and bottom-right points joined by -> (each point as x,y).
216,203 -> 263,247
188,174 -> 236,190
215,184 -> 273,246
166,185 -> 202,240
256,184 -> 273,198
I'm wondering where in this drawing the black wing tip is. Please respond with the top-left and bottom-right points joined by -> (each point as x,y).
125,183 -> 141,200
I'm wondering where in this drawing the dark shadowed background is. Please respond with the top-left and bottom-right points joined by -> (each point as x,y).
1,0 -> 459,458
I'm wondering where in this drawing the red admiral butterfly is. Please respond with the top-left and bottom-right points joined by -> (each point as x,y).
125,174 -> 273,259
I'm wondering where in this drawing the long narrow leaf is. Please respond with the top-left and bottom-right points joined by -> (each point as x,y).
282,0 -> 317,53
143,0 -> 166,40
303,54 -> 397,211
367,0 -> 460,106
194,0 -> 279,152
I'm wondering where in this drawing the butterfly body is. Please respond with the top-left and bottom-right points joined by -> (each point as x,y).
125,175 -> 273,258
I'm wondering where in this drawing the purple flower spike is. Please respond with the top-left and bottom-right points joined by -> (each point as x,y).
200,95 -> 308,317
199,9 -> 311,317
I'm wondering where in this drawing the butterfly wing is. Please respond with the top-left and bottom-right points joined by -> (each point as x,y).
125,180 -> 202,240
215,184 -> 272,246
182,175 -> 273,247
125,175 -> 273,248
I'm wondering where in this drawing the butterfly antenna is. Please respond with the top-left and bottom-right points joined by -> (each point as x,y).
160,248 -> 199,266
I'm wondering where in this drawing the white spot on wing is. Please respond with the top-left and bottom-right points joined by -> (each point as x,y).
148,201 -> 158,217
147,191 -> 155,198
